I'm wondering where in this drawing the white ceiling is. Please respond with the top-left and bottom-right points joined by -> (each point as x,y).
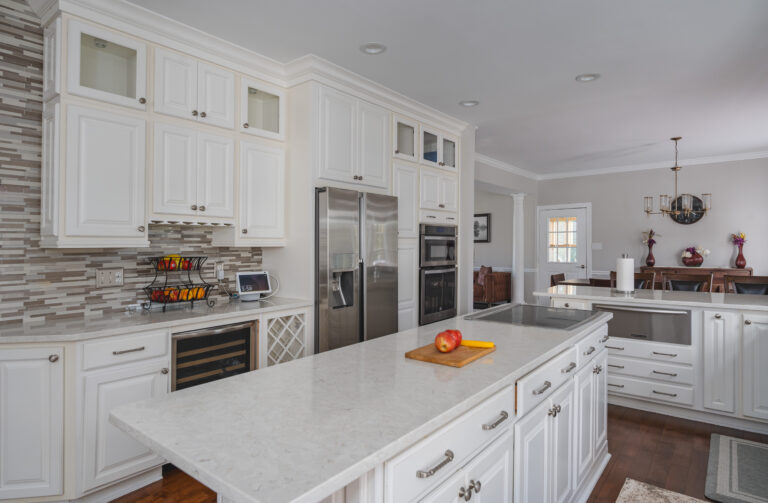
127,0 -> 768,175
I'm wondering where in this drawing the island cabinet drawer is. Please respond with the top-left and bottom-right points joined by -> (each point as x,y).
577,325 -> 608,367
515,346 -> 578,416
604,338 -> 693,365
607,374 -> 694,406
82,330 -> 169,370
384,386 -> 514,503
607,355 -> 694,385
552,298 -> 590,310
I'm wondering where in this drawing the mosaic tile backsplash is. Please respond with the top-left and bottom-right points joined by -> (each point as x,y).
0,1 -> 262,326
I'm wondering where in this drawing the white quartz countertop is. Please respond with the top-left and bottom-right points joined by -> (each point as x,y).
0,297 -> 312,343
535,285 -> 768,311
110,310 -> 611,503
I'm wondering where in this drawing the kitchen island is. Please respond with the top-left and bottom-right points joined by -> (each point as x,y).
110,308 -> 613,503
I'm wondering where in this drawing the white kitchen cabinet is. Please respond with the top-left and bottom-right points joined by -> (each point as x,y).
574,349 -> 607,493
593,350 -> 608,453
394,116 -> 418,162
397,240 -> 419,331
43,17 -> 61,102
153,122 -> 234,219
551,381 -> 575,503
440,175 -> 458,212
67,20 -> 147,110
240,78 -> 285,140
420,168 -> 457,212
552,298 -> 591,310
63,105 -> 147,242
743,314 -> 768,420
238,142 -> 285,240
393,163 -> 419,238
420,127 -> 458,170
0,347 -> 63,499
81,358 -> 168,492
317,86 -> 390,189
154,47 -> 235,129
703,311 -> 739,413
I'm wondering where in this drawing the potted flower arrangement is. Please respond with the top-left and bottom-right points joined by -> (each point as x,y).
681,246 -> 710,267
731,232 -> 747,269
641,229 -> 659,267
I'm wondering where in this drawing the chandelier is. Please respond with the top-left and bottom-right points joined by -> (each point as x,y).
643,137 -> 711,223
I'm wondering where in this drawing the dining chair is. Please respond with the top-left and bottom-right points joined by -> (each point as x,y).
609,271 -> 656,290
662,273 -> 713,293
723,275 -> 768,295
550,273 -> 566,287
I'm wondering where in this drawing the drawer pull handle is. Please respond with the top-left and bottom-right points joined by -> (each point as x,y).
532,380 -> 552,395
482,410 -> 509,430
745,320 -> 752,325
600,335 -> 609,343
608,383 -> 625,388
416,449 -> 454,479
652,351 -> 678,358
606,345 -> 624,350
652,390 -> 677,397
584,346 -> 596,356
112,346 -> 146,356
652,370 -> 678,377
608,364 -> 624,369
561,362 -> 576,374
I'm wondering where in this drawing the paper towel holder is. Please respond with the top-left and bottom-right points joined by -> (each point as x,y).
614,254 -> 636,295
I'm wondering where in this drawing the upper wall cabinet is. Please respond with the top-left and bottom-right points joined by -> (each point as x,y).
240,78 -> 285,140
420,167 -> 457,212
154,47 -> 235,129
393,116 -> 418,162
420,127 -> 458,170
67,20 -> 147,110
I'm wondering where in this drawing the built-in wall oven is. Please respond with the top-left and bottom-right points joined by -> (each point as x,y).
419,224 -> 457,325
171,321 -> 257,391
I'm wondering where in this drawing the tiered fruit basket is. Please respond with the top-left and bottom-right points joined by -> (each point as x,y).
142,254 -> 215,311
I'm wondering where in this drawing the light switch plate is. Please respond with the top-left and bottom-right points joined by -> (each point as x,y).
96,268 -> 124,288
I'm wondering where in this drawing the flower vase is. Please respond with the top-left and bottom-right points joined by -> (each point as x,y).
682,252 -> 704,267
735,244 -> 747,269
646,243 -> 655,267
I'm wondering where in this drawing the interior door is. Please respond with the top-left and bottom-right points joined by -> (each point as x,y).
153,122 -> 197,216
196,132 -> 234,218
197,62 -> 234,128
538,206 -> 589,289
154,47 -> 197,121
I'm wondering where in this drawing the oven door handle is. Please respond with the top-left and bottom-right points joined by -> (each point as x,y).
423,268 -> 456,275
173,322 -> 255,339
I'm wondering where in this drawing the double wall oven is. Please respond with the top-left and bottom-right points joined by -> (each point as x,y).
419,224 -> 457,325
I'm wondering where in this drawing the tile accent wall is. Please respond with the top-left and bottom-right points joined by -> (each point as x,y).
0,1 -> 262,326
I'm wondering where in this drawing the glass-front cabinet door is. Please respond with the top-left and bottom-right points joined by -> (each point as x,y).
240,78 -> 285,140
442,136 -> 457,169
421,128 -> 440,167
67,20 -> 147,109
393,116 -> 418,161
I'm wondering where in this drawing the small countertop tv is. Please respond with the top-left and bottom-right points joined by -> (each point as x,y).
236,271 -> 272,301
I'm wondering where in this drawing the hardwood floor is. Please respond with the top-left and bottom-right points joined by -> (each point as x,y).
113,404 -> 768,503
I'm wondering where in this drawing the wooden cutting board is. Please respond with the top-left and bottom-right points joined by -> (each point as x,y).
405,343 -> 496,368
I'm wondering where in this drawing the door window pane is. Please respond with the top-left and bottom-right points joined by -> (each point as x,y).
80,33 -> 136,98
423,131 -> 438,163
396,121 -> 415,157
547,216 -> 578,263
247,87 -> 280,133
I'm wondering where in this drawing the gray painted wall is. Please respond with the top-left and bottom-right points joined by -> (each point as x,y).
474,190 -> 514,268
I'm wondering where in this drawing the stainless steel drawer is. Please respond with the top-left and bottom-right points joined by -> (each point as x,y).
593,304 -> 691,345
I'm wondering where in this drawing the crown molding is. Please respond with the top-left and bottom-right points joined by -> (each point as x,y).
475,153 -> 540,180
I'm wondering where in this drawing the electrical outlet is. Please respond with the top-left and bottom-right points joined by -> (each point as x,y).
96,268 -> 124,288
215,263 -> 225,280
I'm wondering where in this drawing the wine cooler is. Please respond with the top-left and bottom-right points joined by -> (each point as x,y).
171,321 -> 257,391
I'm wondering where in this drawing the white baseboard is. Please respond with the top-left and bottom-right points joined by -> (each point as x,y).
71,467 -> 163,503
608,395 -> 768,434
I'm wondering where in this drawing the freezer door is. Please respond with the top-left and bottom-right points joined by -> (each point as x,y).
363,192 -> 398,340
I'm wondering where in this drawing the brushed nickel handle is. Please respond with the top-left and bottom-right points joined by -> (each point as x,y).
416,450 -> 454,478
191,204 -> 198,211
482,410 -> 508,430
564,303 -> 570,307
533,381 -> 552,395
593,365 -> 602,374
200,111 -> 207,118
242,228 -> 248,234
447,217 -> 455,220
555,404 -> 562,413
359,175 -> 363,180
600,335 -> 609,343
608,383 -> 624,388
608,364 -> 624,369
427,215 -> 437,219
113,346 -> 145,355
714,313 -> 722,319
192,110 -> 198,116
137,225 -> 145,232
161,368 -> 169,374
606,345 -> 624,350
48,354 -> 59,363
439,203 -> 445,208
469,480 -> 481,493
652,390 -> 677,397
652,351 -> 678,358
138,97 -> 146,104
458,486 -> 472,501
652,370 -> 678,377
199,205 -> 206,212
243,122 -> 249,128
584,346 -> 596,356
745,320 -> 752,325
548,406 -> 557,417
561,362 -> 576,374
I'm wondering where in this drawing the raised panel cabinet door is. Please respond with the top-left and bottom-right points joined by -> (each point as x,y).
197,133 -> 234,218
743,314 -> 768,420
550,381 -> 575,503
439,174 -> 458,212
154,47 -> 198,121
465,429 -> 514,503
418,468 -> 465,503
65,105 -> 146,237
153,122 -> 197,216
593,350 -> 608,452
397,240 -> 418,331
703,311 -> 739,413
318,87 -> 356,183
397,305 -> 417,332
81,359 -> 168,492
392,163 -> 419,238
574,362 -> 595,486
356,100 -> 390,189
240,142 -> 285,239
514,397 -> 551,503
0,347 -> 63,499
419,169 -> 441,210
197,62 -> 235,129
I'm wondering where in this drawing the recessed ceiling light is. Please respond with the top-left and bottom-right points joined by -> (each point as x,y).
360,43 -> 386,55
459,100 -> 480,107
575,73 -> 600,82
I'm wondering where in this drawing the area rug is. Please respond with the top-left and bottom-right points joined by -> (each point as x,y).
706,434 -> 768,502
616,478 -> 706,502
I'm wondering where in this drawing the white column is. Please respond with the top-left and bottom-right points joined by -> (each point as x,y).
512,193 -> 526,304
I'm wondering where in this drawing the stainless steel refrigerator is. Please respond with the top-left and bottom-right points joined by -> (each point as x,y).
315,187 -> 398,353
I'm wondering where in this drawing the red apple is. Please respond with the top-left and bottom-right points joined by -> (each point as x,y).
435,331 -> 458,353
447,329 -> 462,345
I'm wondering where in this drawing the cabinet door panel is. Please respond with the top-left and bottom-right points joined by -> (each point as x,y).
0,347 -> 63,499
197,62 -> 235,129
82,359 -> 168,491
197,133 -> 234,218
65,105 -> 145,237
703,311 -> 739,413
318,87 -> 356,183
419,469 -> 464,503
397,240 -> 418,332
154,48 -> 197,120
440,174 -> 458,212
514,398 -> 550,503
419,169 -> 440,210
153,122 -> 197,216
743,314 -> 768,420
240,142 -> 285,239
393,163 -> 419,238
593,350 -> 608,452
574,363 -> 594,486
465,430 -> 514,503
357,101 -> 389,189
551,381 -> 574,503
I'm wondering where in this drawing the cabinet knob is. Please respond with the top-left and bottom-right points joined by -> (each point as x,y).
48,354 -> 59,363
359,175 -> 363,180
242,229 -> 248,234
458,486 -> 472,501
469,479 -> 481,493
199,205 -> 206,212
137,225 -> 145,232
715,313 -> 722,319
192,110 -> 198,116
191,204 -> 198,211
439,161 -> 445,166
200,111 -> 207,118
243,122 -> 249,128
394,149 -> 400,154
138,97 -> 146,104
161,368 -> 169,375
548,407 -> 557,417
745,319 -> 752,325
438,204 -> 445,208
564,302 -> 570,307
